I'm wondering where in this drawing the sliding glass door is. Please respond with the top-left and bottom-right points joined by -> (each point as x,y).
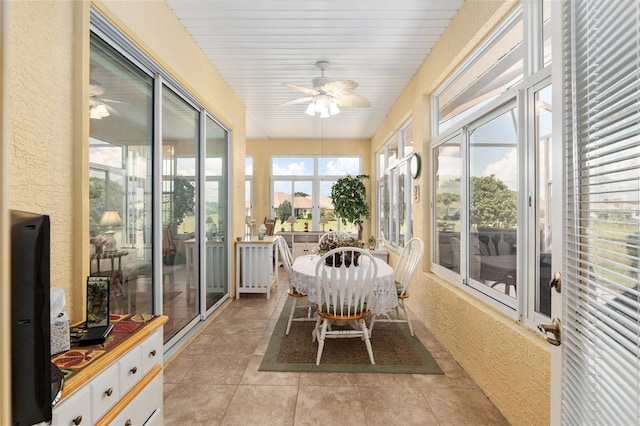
203,116 -> 229,311
89,33 -> 154,316
161,86 -> 199,342
89,17 -> 231,350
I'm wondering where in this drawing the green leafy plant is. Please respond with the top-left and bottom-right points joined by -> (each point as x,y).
172,175 -> 195,226
368,235 -> 377,249
317,236 -> 364,255
330,174 -> 370,240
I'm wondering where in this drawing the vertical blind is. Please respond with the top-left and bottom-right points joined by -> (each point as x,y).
563,1 -> 640,425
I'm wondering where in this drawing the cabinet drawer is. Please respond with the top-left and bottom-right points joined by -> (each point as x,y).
52,387 -> 91,426
91,363 -> 121,422
110,372 -> 163,426
140,329 -> 163,375
119,343 -> 143,396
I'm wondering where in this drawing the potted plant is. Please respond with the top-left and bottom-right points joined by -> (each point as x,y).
368,235 -> 377,250
317,236 -> 364,266
330,174 -> 370,240
172,175 -> 195,227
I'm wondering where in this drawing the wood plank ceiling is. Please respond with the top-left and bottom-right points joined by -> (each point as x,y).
165,0 -> 464,140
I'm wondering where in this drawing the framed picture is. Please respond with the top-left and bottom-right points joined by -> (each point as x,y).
86,276 -> 110,328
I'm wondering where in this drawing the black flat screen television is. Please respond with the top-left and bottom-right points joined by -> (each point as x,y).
10,210 -> 51,426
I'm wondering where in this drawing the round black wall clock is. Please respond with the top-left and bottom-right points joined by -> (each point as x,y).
410,153 -> 421,179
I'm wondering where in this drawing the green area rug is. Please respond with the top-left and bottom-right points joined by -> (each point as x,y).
259,298 -> 443,374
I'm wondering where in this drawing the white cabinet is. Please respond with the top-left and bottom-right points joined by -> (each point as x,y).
278,231 -> 322,259
109,371 -> 163,426
51,385 -> 91,426
235,236 -> 280,299
52,317 -> 167,426
90,364 -> 121,422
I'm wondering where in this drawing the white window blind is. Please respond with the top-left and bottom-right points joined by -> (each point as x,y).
563,1 -> 640,425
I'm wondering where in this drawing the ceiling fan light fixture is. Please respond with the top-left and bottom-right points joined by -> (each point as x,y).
319,107 -> 330,118
329,102 -> 340,116
305,102 -> 316,116
90,102 -> 110,119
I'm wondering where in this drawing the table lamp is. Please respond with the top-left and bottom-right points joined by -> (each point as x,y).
319,216 -> 328,232
99,210 -> 122,252
287,215 -> 296,232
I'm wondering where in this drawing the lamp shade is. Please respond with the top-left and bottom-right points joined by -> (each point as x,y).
99,210 -> 122,228
319,217 -> 328,224
287,216 -> 296,224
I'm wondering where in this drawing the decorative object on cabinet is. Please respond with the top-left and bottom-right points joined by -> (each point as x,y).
86,277 -> 110,328
330,174 -> 370,240
98,210 -> 122,252
286,215 -> 296,231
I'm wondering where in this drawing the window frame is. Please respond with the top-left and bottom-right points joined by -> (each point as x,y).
376,119 -> 415,250
430,1 -> 554,324
270,155 -> 361,233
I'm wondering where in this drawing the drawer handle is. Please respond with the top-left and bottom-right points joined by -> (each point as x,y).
105,388 -> 113,397
124,420 -> 132,426
150,349 -> 157,357
73,415 -> 83,425
130,366 -> 138,374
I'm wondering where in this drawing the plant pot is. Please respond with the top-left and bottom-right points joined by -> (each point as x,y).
325,253 -> 342,267
343,252 -> 360,267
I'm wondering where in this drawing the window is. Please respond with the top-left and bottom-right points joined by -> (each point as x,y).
245,156 -> 253,221
435,9 -> 523,135
377,120 -> 414,248
431,2 -> 553,318
271,156 -> 360,233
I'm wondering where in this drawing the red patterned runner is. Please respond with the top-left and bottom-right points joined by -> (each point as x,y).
52,314 -> 154,380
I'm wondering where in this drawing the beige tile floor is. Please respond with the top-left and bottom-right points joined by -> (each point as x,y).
163,269 -> 511,426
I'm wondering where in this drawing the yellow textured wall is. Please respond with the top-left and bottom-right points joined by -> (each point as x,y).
7,0 -> 85,318
375,1 -> 551,425
247,138 -> 372,237
2,5 -> 245,420
93,0 -> 247,256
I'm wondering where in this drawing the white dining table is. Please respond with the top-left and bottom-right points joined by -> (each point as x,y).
289,254 -> 398,316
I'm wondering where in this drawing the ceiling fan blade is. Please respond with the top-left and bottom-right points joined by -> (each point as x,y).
89,84 -> 105,97
320,80 -> 359,96
101,98 -> 127,105
335,94 -> 371,108
283,83 -> 320,96
279,97 -> 314,107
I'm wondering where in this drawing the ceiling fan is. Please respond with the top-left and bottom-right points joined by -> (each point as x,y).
280,61 -> 371,117
89,83 -> 121,119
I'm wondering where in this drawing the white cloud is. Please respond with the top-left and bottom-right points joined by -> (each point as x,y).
482,148 -> 518,190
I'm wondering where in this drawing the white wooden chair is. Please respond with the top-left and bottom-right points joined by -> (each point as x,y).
369,237 -> 424,336
313,247 -> 378,365
277,236 -> 314,335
